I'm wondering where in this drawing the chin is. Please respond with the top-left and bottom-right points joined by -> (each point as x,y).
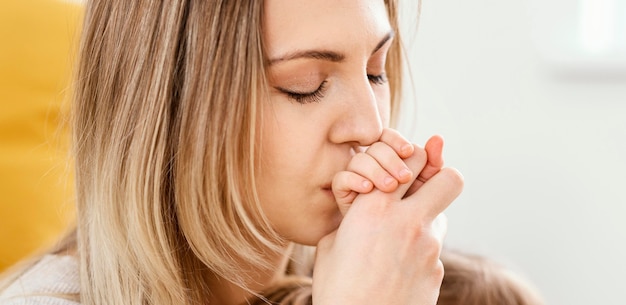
287,213 -> 342,246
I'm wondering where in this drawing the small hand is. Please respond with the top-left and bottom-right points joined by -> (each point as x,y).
404,134 -> 445,198
332,128 -> 415,215
332,129 -> 446,215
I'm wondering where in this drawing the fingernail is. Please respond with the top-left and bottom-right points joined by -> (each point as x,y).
384,176 -> 395,186
362,180 -> 372,189
398,168 -> 412,180
401,144 -> 413,156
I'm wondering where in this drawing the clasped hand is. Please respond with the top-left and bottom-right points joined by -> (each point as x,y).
313,129 -> 464,305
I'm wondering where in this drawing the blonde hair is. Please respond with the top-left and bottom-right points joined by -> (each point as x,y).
438,249 -> 546,305
68,1 -> 404,305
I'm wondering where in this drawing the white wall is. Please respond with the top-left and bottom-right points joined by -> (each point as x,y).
398,1 -> 626,304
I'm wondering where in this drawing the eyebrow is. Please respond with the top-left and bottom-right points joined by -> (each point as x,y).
268,30 -> 395,65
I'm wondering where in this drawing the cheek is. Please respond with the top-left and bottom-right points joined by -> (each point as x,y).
255,107 -> 318,200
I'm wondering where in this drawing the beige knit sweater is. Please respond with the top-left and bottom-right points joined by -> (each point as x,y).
0,255 -> 80,305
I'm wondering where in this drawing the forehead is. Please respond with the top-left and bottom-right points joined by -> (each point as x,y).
263,0 -> 391,57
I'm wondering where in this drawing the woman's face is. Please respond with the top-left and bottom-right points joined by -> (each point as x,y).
257,0 -> 393,246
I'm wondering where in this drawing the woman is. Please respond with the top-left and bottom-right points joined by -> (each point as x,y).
0,1 -> 463,304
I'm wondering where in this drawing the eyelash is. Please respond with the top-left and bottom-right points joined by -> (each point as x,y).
278,80 -> 328,104
279,73 -> 388,104
368,73 -> 388,85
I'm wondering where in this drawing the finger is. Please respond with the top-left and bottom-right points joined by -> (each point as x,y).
365,142 -> 413,184
379,128 -> 414,159
404,167 -> 464,220
388,144 -> 428,200
347,152 -> 399,193
404,135 -> 445,197
417,135 -> 444,183
332,171 -> 374,215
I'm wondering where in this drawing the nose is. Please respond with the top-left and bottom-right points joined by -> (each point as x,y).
328,78 -> 384,147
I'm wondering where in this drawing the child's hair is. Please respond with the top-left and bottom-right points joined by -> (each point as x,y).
438,249 -> 545,305
244,247 -> 549,305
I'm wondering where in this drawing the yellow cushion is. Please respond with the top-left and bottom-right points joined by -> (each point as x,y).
0,0 -> 83,271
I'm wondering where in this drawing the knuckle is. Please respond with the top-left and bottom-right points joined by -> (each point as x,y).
441,167 -> 465,191
425,237 -> 443,260
410,226 -> 443,260
433,259 -> 445,283
350,152 -> 371,166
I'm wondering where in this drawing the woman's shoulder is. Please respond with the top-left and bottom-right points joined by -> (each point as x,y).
0,255 -> 80,305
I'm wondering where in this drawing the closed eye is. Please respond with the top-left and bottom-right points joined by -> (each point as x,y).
368,73 -> 387,85
277,80 -> 328,104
